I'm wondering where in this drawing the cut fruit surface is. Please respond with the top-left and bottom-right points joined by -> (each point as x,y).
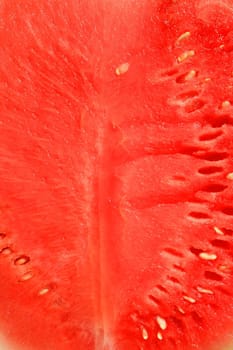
0,0 -> 233,349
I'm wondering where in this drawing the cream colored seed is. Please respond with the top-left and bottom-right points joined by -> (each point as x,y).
38,288 -> 50,296
218,265 -> 232,273
204,77 -> 211,83
156,316 -> 167,330
177,306 -> 185,314
157,331 -> 163,340
214,226 -> 224,235
183,295 -> 196,304
177,50 -> 195,63
197,286 -> 214,295
221,100 -> 231,109
186,70 -> 197,80
177,31 -> 191,43
227,172 -> 233,180
199,252 -> 217,261
115,62 -> 130,76
141,327 -> 149,340
21,271 -> 33,281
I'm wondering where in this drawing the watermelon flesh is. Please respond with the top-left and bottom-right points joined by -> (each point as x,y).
0,0 -> 233,349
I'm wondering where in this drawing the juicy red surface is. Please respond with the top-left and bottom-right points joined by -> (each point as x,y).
0,1 -> 233,350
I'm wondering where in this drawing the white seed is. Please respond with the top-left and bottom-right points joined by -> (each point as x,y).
157,331 -> 163,340
141,327 -> 149,340
199,252 -> 217,261
177,306 -> 185,314
218,264 -> 232,273
214,226 -> 224,235
20,271 -> 33,281
156,316 -> 167,330
197,286 -> 214,295
221,100 -> 231,109
176,31 -> 191,43
185,70 -> 197,80
38,288 -> 50,296
177,50 -> 195,63
115,62 -> 130,76
183,295 -> 196,303
226,172 -> 233,180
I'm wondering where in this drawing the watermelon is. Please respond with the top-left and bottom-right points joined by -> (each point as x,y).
0,0 -> 233,349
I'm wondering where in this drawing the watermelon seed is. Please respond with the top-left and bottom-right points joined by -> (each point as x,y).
199,252 -> 217,261
141,326 -> 149,340
156,316 -> 167,330
211,239 -> 231,250
213,226 -> 224,235
204,271 -> 223,281
177,50 -> 195,63
176,72 -> 197,84
226,172 -> 233,180
14,255 -> 30,265
198,166 -> 223,175
218,265 -> 232,273
176,306 -> 185,314
221,101 -> 231,109
38,288 -> 50,296
157,331 -> 163,340
115,63 -> 130,76
176,31 -> 191,43
196,286 -> 214,295
20,271 -> 34,281
183,295 -> 196,304
0,247 -> 13,255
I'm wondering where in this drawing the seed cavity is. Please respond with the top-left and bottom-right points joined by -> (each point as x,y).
204,271 -> 223,281
188,211 -> 211,220
177,50 -> 195,63
20,271 -> 34,281
198,166 -> 223,175
115,62 -> 130,76
176,31 -> 191,43
183,295 -> 196,303
0,233 -> 6,240
14,255 -> 30,266
199,252 -> 217,261
141,326 -> 149,340
156,315 -> 167,330
0,247 -> 13,255
197,286 -> 214,295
